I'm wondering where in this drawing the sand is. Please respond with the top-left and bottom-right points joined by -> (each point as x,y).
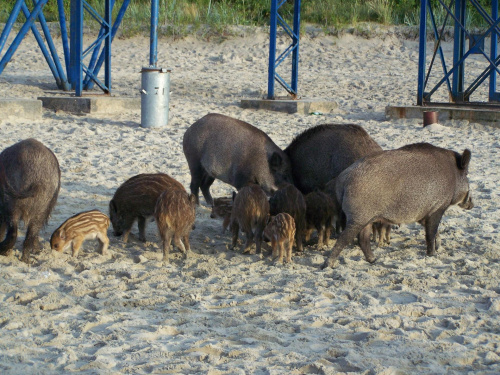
0,26 -> 499,374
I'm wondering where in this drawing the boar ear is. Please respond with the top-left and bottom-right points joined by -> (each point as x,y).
232,191 -> 237,202
269,152 -> 283,170
188,193 -> 197,204
109,200 -> 117,214
59,229 -> 66,240
459,149 -> 472,171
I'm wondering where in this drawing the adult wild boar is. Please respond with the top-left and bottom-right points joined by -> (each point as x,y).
322,143 -> 473,269
284,124 -> 383,194
183,113 -> 293,206
0,139 -> 60,263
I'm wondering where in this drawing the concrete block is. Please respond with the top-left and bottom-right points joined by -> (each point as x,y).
38,96 -> 141,114
0,99 -> 42,121
241,98 -> 338,114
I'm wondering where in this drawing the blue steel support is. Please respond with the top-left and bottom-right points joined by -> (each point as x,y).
84,0 -> 131,90
490,0 -> 499,101
267,0 -> 301,99
0,0 -> 24,56
452,0 -> 466,101
0,0 -> 48,75
267,0 -> 278,99
417,0 -> 428,106
70,0 -> 84,95
104,0 -> 111,92
150,0 -> 159,67
57,0 -> 71,81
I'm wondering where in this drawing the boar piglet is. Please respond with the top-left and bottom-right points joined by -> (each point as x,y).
304,190 -> 336,248
210,196 -> 233,233
0,139 -> 60,264
269,183 -> 306,252
230,184 -> 270,255
154,189 -> 196,262
263,213 -> 296,264
51,210 -> 110,257
109,173 -> 184,243
183,113 -> 293,206
284,124 -> 382,194
322,143 -> 473,269
372,220 -> 393,247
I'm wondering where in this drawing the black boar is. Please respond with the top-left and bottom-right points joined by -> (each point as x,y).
322,143 -> 473,269
263,213 -> 296,264
269,183 -> 306,252
0,138 -> 60,263
154,189 -> 197,262
304,190 -> 336,248
230,184 -> 270,255
109,173 -> 185,243
284,124 -> 383,194
182,113 -> 293,206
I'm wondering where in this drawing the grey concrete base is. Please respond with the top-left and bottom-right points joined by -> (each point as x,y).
386,105 -> 500,128
0,99 -> 42,121
241,98 -> 338,114
38,96 -> 141,114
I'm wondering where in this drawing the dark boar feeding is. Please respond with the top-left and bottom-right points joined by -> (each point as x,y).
109,173 -> 185,243
230,184 -> 270,255
210,196 -> 233,233
154,189 -> 196,262
183,113 -> 293,206
304,190 -> 336,248
322,143 -> 473,269
0,138 -> 60,263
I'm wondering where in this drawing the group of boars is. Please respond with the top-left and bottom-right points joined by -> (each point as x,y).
0,113 -> 473,268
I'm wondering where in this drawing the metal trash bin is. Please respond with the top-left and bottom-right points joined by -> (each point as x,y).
140,66 -> 171,128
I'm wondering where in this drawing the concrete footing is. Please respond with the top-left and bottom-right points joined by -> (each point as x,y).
241,98 -> 338,114
386,105 -> 500,128
0,99 -> 42,121
38,96 -> 141,114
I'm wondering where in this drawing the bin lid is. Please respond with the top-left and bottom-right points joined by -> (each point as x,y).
141,66 -> 172,73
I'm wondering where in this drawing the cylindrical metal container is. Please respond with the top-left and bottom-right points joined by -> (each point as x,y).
423,111 -> 438,127
141,67 -> 171,128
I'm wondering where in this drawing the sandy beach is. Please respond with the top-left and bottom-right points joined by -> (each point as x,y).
0,26 -> 499,374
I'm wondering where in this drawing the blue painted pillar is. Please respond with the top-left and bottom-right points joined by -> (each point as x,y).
267,0 -> 277,99
291,0 -> 301,96
452,0 -> 466,101
70,0 -> 83,95
490,0 -> 499,101
150,0 -> 159,67
417,0 -> 427,105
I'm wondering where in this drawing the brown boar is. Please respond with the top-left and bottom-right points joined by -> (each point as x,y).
109,173 -> 184,243
230,184 -> 270,254
304,190 -> 336,248
269,183 -> 306,252
263,213 -> 296,264
0,139 -> 60,263
183,113 -> 293,206
154,189 -> 197,262
322,143 -> 474,269
50,210 -> 110,257
210,196 -> 233,233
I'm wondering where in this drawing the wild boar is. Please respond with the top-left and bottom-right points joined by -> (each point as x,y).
304,190 -> 336,248
182,113 -> 293,206
322,143 -> 474,269
154,189 -> 196,262
51,210 -> 110,257
210,196 -> 233,233
263,213 -> 296,264
323,178 -> 344,234
109,173 -> 185,243
269,183 -> 306,252
0,138 -> 60,263
230,184 -> 270,255
284,124 -> 383,194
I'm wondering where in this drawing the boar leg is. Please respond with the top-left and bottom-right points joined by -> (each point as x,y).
277,241 -> 284,264
98,233 -> 109,255
322,222 -> 366,269
182,234 -> 191,253
317,224 -> 326,248
242,230 -> 255,254
0,221 -> 18,257
295,230 -> 304,252
358,224 -> 376,263
137,216 -> 147,242
72,238 -> 84,257
21,221 -> 43,263
231,221 -> 240,250
173,234 -> 187,256
424,210 -> 444,256
384,225 -> 391,245
0,221 -> 6,242
286,239 -> 293,263
271,237 -> 278,260
162,230 -> 173,262
200,175 -> 215,207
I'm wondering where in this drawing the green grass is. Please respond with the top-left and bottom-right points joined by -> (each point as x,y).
0,0 -> 493,37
